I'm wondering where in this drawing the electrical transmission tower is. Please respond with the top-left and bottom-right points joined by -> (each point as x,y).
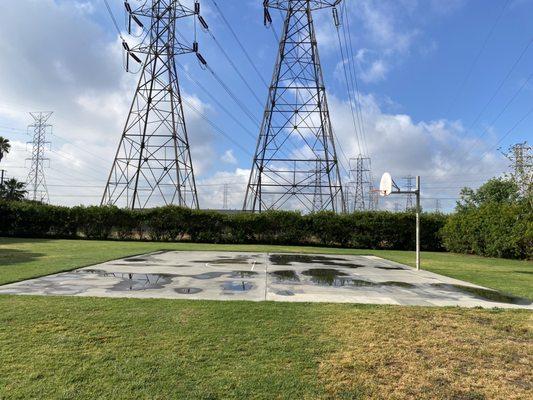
404,175 -> 414,210
244,0 -> 345,213
503,142 -> 532,204
350,155 -> 370,211
26,112 -> 53,203
223,183 -> 229,210
435,199 -> 441,213
102,0 -> 206,210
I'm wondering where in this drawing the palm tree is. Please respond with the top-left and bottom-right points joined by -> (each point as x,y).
0,136 -> 11,163
0,178 -> 27,201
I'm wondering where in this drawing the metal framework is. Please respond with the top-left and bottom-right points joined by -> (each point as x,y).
102,0 -> 200,209
26,112 -> 53,203
404,175 -> 414,210
244,0 -> 345,213
349,155 -> 370,211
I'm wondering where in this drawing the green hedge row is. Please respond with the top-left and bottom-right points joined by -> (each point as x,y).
441,201 -> 532,259
0,201 -> 448,251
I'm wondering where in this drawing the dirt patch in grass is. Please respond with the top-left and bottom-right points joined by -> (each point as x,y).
318,306 -> 533,400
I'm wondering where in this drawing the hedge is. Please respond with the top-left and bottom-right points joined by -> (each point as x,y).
441,201 -> 532,259
0,201 -> 448,251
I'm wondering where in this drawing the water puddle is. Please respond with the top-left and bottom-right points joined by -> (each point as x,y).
123,257 -> 150,262
381,281 -> 416,288
222,281 -> 253,292
188,271 -> 227,280
301,268 -> 353,286
79,269 -> 173,291
270,270 -> 300,282
269,254 -> 359,268
432,284 -> 532,305
195,256 -> 258,265
175,287 -> 202,295
375,266 -> 406,270
274,289 -> 295,296
230,271 -> 258,278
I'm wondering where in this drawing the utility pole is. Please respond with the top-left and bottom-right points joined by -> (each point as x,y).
244,0 -> 345,213
26,112 -> 52,203
102,0 -> 207,210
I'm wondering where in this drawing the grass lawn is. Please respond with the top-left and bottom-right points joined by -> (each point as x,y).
0,238 -> 532,398
0,237 -> 531,299
0,296 -> 531,399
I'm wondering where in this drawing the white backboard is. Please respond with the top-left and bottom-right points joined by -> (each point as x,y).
379,172 -> 393,196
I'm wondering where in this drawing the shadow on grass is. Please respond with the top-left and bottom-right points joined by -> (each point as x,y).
0,248 -> 46,266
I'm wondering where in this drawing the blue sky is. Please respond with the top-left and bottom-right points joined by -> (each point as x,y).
0,0 -> 531,211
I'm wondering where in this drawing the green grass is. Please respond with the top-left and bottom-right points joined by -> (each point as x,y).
0,238 -> 532,398
0,296 -> 531,399
1,237 -> 531,299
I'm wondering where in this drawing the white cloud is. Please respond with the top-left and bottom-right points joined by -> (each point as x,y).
221,149 -> 237,164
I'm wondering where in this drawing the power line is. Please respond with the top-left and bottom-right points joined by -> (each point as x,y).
445,0 -> 511,116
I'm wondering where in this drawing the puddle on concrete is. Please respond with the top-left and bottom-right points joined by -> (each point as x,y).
230,271 -> 258,278
301,269 -> 352,286
270,270 -> 300,282
221,281 -> 253,291
375,266 -> 406,270
188,271 -> 227,280
269,254 -> 360,268
195,256 -> 258,265
123,257 -> 150,262
80,269 -> 173,291
432,284 -> 532,305
274,289 -> 295,296
175,287 -> 202,295
381,281 -> 416,288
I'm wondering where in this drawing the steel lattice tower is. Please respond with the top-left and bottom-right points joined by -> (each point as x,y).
102,0 -> 200,209
26,112 -> 53,203
349,155 -> 370,211
404,175 -> 414,210
244,0 -> 345,213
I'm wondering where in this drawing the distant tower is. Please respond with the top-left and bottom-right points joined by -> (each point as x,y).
350,155 -> 370,211
244,0 -> 345,213
435,199 -> 441,213
102,0 -> 205,209
503,142 -> 532,203
26,112 -> 53,203
404,175 -> 414,210
223,183 -> 229,210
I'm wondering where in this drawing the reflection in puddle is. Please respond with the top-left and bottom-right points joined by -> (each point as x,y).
195,256 -> 260,265
189,272 -> 227,280
230,271 -> 258,278
221,281 -> 253,291
432,284 -> 531,305
274,289 -> 295,296
123,258 -> 150,262
270,270 -> 300,282
79,269 -> 173,291
375,266 -> 405,270
175,287 -> 202,295
381,281 -> 416,288
269,254 -> 360,268
302,269 -> 352,287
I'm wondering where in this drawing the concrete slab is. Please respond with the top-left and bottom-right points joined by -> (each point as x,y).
0,251 -> 531,309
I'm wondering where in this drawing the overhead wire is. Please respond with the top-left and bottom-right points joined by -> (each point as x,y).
444,0 -> 511,116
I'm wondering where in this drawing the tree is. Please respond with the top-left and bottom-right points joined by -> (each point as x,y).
457,177 -> 519,211
0,136 -> 11,163
0,178 -> 27,201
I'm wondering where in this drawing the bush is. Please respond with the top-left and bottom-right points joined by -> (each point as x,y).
441,200 -> 531,259
0,200 -> 448,251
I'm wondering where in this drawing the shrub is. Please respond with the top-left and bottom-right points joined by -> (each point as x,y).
0,200 -> 448,251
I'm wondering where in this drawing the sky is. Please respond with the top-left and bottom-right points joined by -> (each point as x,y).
0,0 -> 531,212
